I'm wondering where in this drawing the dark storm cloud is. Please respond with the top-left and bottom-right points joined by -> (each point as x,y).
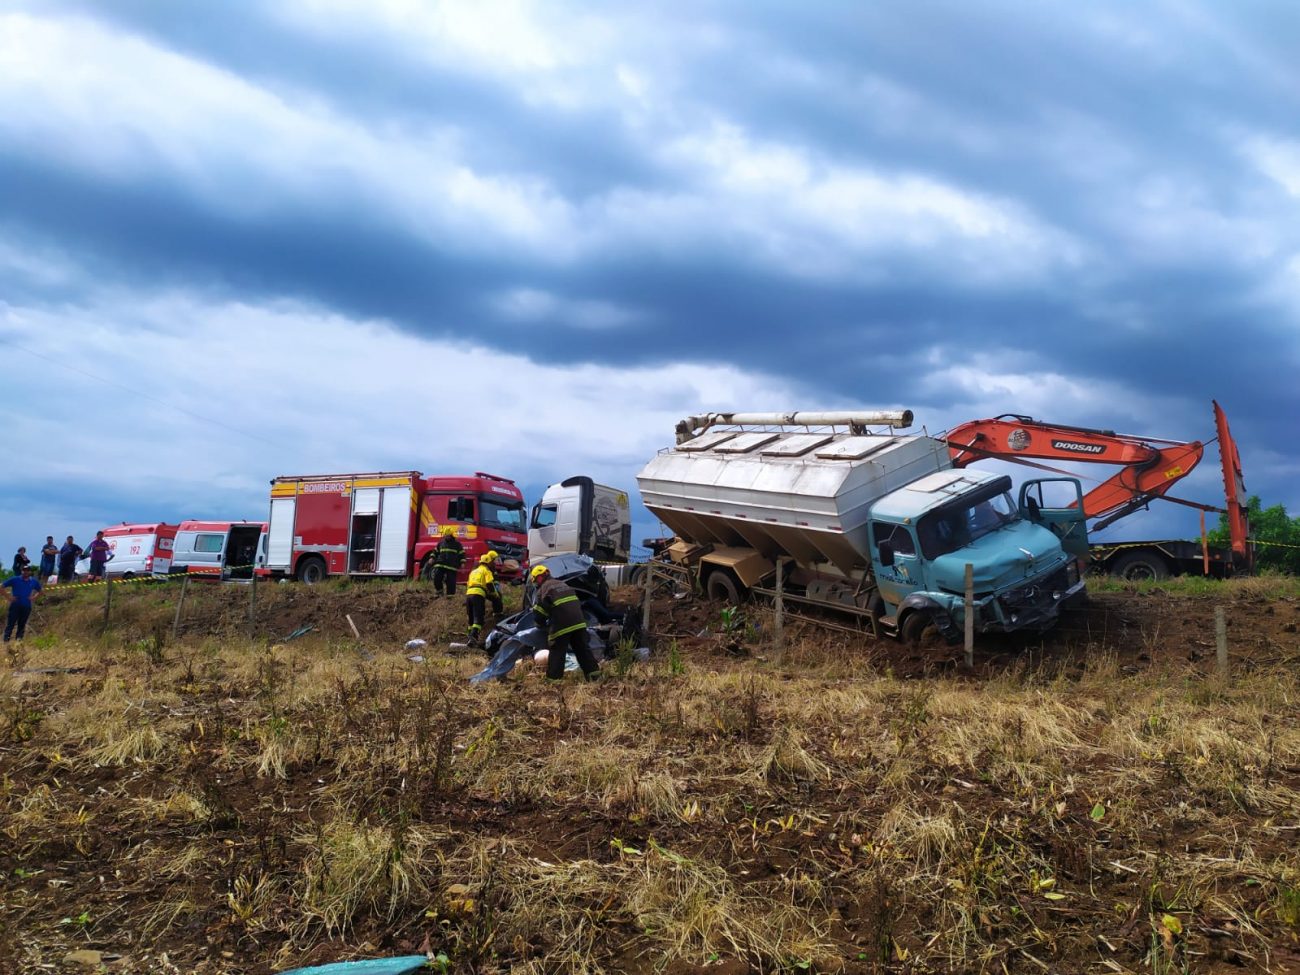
38,0 -> 666,199
0,157 -> 505,327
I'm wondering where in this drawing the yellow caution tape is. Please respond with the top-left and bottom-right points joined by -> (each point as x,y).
1252,539 -> 1300,551
40,565 -> 258,592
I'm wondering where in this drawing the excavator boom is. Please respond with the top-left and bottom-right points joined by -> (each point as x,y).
945,415 -> 1204,523
944,404 -> 1251,568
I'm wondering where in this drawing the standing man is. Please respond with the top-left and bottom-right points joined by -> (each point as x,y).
529,564 -> 600,681
57,536 -> 83,583
85,531 -> 113,582
11,547 -> 30,575
464,550 -> 503,648
430,526 -> 465,597
39,537 -> 59,581
3,564 -> 42,643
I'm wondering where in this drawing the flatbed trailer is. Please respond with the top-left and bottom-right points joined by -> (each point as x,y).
1089,539 -> 1237,581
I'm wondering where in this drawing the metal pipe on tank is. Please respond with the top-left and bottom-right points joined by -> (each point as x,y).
675,410 -> 913,443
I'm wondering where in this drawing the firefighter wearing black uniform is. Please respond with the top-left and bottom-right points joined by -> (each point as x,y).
431,526 -> 465,596
530,564 -> 600,681
465,550 -> 503,648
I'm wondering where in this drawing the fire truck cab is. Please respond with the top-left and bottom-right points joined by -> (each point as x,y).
414,472 -> 528,582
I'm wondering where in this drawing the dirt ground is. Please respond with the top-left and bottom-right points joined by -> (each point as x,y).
3,575 -> 1300,974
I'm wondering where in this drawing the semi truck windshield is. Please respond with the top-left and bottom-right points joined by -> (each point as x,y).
480,498 -> 526,532
917,492 -> 1017,559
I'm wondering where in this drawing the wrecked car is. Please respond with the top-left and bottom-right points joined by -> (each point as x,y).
470,553 -> 641,683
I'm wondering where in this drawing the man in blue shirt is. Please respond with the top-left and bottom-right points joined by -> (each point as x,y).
3,565 -> 42,643
39,537 -> 59,581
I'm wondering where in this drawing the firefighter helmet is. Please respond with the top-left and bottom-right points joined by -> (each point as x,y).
480,550 -> 499,565
440,525 -> 456,536
530,564 -> 550,581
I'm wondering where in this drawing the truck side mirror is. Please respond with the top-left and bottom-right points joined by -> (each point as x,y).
878,542 -> 895,567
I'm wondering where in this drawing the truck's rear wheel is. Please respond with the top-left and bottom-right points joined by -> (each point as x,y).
705,569 -> 743,605
1110,550 -> 1170,582
296,556 -> 327,584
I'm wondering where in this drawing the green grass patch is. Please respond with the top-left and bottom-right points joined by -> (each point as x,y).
1090,571 -> 1300,599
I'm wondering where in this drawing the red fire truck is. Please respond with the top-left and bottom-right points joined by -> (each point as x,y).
261,471 -> 527,584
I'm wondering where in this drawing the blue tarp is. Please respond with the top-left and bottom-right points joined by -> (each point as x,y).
469,609 -> 548,683
275,955 -> 428,975
469,607 -> 604,683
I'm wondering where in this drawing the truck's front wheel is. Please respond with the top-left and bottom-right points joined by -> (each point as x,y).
419,557 -> 437,582
899,610 -> 937,646
705,568 -> 743,605
296,556 -> 327,584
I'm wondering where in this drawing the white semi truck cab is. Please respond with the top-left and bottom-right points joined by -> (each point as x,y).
528,476 -> 633,564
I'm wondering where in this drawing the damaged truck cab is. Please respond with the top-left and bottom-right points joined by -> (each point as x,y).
867,469 -> 1086,641
638,410 -> 1087,644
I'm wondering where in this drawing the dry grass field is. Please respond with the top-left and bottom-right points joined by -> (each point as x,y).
3,575 -> 1300,974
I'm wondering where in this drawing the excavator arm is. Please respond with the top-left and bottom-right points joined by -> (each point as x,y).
944,402 -> 1251,564
945,416 -> 1204,525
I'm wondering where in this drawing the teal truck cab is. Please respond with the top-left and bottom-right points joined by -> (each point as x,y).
868,469 -> 1087,642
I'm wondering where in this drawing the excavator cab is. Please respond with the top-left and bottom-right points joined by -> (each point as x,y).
1018,478 -> 1089,557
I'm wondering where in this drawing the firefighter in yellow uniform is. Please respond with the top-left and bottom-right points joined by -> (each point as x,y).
530,564 -> 600,680
465,550 -> 503,648
430,525 -> 465,597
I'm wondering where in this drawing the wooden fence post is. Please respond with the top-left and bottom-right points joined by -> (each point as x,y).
248,571 -> 259,639
963,563 -> 975,668
171,575 -> 190,641
1215,605 -> 1228,676
642,562 -> 656,639
774,558 -> 785,660
102,575 -> 113,633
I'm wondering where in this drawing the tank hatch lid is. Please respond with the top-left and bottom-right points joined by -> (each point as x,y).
677,431 -> 739,452
760,434 -> 834,457
814,436 -> 896,460
713,432 -> 781,453
907,470 -> 995,496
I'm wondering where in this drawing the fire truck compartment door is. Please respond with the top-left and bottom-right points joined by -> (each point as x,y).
377,487 -> 413,573
352,489 -> 381,515
267,499 -> 296,568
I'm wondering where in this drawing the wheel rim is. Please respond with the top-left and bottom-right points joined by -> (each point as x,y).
707,572 -> 740,604
901,611 -> 933,645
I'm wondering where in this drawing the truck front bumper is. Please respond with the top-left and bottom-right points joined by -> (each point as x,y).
979,564 -> 1086,633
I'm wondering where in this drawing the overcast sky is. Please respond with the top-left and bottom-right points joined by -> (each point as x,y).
2,1 -> 1298,565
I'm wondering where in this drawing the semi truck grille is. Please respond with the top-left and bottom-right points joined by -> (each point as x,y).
1000,567 -> 1070,611
490,542 -> 525,561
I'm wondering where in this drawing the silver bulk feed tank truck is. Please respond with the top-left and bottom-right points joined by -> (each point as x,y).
636,410 -> 1089,643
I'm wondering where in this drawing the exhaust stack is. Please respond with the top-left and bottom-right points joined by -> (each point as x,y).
675,410 -> 914,444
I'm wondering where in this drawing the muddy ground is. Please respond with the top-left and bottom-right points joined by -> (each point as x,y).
3,576 -> 1300,974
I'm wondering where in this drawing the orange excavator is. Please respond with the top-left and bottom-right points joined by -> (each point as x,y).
943,401 -> 1251,580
